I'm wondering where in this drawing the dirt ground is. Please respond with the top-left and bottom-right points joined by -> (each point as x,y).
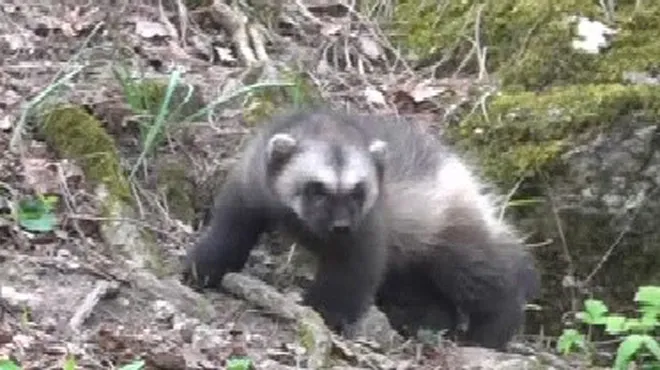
0,1 -> 570,369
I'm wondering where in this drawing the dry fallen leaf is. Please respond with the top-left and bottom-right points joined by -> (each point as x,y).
320,23 -> 342,36
408,81 -> 447,103
135,20 -> 171,39
0,115 -> 12,131
22,158 -> 60,195
59,159 -> 84,181
2,34 -> 33,51
357,35 -> 383,60
364,87 -> 386,107
215,46 -> 237,63
2,88 -> 22,107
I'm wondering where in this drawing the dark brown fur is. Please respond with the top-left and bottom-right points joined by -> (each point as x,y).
182,108 -> 540,349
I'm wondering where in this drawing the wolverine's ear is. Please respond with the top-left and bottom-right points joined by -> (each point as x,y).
368,139 -> 387,164
267,133 -> 298,164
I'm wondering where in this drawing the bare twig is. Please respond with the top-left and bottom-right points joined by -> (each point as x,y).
68,280 -> 118,332
498,177 -> 524,221
473,4 -> 489,81
543,178 -> 577,312
584,185 -> 658,285
221,272 -> 332,369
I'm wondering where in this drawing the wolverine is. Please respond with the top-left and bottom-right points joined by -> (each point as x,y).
183,108 -> 540,350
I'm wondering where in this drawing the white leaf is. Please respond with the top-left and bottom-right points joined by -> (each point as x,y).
135,20 -> 170,39
409,82 -> 446,103
569,16 -> 617,54
358,36 -> 382,60
364,87 -> 386,106
0,115 -> 12,131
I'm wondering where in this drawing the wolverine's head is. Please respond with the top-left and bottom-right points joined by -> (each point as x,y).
265,131 -> 386,237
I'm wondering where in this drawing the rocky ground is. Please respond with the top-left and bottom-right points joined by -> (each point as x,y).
0,0 -> 587,369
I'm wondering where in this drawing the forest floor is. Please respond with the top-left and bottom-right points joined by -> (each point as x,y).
0,0 -> 580,369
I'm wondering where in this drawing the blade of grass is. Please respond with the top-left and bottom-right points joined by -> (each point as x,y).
129,67 -> 183,179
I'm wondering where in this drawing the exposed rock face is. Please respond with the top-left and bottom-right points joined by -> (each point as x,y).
520,119 -> 660,333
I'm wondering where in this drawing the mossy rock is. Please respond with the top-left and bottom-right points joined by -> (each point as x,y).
448,83 -> 660,187
446,82 -> 660,336
41,105 -> 131,203
390,0 -> 660,90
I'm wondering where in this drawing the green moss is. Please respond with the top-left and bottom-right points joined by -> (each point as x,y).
451,83 -> 660,185
41,105 -> 131,203
295,309 -> 330,365
508,3 -> 660,89
297,320 -> 317,352
390,0 -> 660,90
156,161 -> 195,224
592,8 -> 660,83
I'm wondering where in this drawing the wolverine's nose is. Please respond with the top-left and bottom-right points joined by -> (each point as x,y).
330,219 -> 351,233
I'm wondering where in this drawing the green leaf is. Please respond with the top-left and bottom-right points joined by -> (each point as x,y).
640,309 -> 660,330
17,198 -> 47,216
16,197 -> 57,232
62,355 -> 76,370
642,336 -> 660,362
18,213 -> 56,232
0,359 -> 21,370
636,286 -> 660,308
605,315 -> 629,335
614,334 -> 645,370
581,299 -> 609,325
557,329 -> 586,355
118,360 -> 145,370
626,318 -> 646,332
226,357 -> 253,370
42,195 -> 59,210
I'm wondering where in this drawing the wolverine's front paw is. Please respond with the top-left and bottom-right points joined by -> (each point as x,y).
181,251 -> 224,290
303,291 -> 363,335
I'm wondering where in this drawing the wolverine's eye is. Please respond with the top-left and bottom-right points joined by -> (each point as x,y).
351,182 -> 366,202
304,181 -> 327,198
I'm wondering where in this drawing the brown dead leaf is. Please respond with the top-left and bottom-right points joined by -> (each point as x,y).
148,348 -> 187,369
22,158 -> 60,195
0,322 -> 12,345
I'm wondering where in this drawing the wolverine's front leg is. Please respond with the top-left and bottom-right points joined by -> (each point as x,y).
302,230 -> 388,333
183,180 -> 270,289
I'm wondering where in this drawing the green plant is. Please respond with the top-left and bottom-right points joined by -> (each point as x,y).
558,285 -> 660,369
0,357 -> 144,370
113,65 -> 295,180
14,194 -> 59,232
0,359 -> 21,370
62,355 -> 76,370
118,360 -> 145,370
226,357 -> 253,370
